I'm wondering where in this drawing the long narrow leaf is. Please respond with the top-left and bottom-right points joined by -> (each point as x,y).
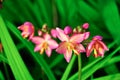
93,73 -> 120,80
0,15 -> 33,80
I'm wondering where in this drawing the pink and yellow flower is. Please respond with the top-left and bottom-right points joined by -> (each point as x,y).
86,36 -> 109,57
56,27 -> 90,62
18,22 -> 34,40
31,33 -> 58,57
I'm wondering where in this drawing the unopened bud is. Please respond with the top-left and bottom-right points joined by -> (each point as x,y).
82,23 -> 89,29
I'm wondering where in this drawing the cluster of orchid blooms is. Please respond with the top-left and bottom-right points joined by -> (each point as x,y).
18,22 -> 109,63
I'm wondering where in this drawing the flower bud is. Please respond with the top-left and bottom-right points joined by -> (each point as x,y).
64,26 -> 72,34
82,23 -> 89,29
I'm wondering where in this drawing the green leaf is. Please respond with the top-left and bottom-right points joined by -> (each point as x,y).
0,54 -> 8,64
102,0 -> 120,44
93,73 -> 120,80
76,1 -> 98,21
61,55 -> 76,80
50,55 -> 64,68
0,71 -> 5,80
35,0 -> 53,26
0,15 -> 33,80
104,64 -> 119,75
105,56 -> 120,66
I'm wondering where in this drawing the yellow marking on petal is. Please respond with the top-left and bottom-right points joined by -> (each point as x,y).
73,49 -> 79,55
40,48 -> 44,54
68,45 -> 71,51
40,42 -> 48,54
99,48 -> 103,53
23,35 -> 28,38
94,49 -> 98,58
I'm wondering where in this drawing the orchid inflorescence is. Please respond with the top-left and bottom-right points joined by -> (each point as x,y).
18,22 -> 109,63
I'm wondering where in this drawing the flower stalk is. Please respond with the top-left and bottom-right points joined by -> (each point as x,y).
78,53 -> 82,80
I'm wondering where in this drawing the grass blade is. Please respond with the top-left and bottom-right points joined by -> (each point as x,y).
93,73 -> 120,80
0,71 -> 5,80
0,15 -> 33,80
61,55 -> 76,80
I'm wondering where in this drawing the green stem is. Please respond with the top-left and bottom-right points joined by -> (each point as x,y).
78,54 -> 81,80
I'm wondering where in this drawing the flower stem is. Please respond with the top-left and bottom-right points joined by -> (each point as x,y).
78,54 -> 81,80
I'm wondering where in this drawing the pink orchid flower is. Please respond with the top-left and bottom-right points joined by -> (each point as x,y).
18,22 -> 34,40
56,27 -> 90,62
86,36 -> 109,58
31,33 -> 58,57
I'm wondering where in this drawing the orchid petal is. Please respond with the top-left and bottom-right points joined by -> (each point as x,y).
51,29 -> 57,38
18,25 -> 24,30
48,39 -> 58,49
43,33 -> 51,40
86,41 -> 95,57
29,33 -> 34,40
56,42 -> 68,54
70,34 -> 85,43
21,32 -> 29,38
56,28 -> 69,41
45,47 -> 52,57
93,36 -> 103,40
64,49 -> 72,63
74,44 -> 85,54
98,47 -> 104,57
34,45 -> 42,52
31,36 -> 44,44
84,32 -> 90,40
24,22 -> 33,27
98,41 -> 109,51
